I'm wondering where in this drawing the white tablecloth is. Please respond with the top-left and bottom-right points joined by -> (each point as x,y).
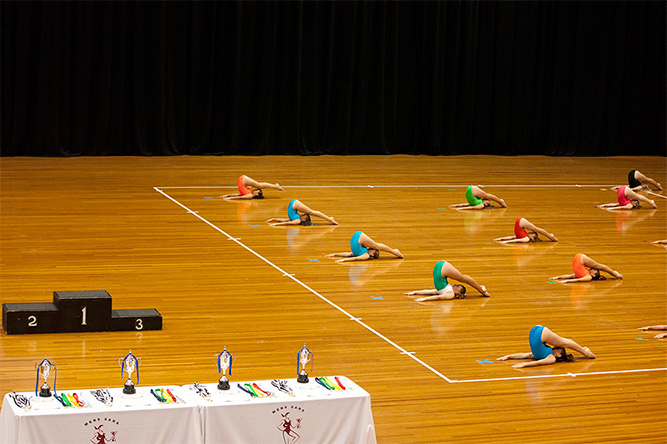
181,376 -> 376,444
0,386 -> 202,444
0,376 -> 375,444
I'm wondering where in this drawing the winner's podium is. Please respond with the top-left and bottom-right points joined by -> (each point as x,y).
2,290 -> 161,334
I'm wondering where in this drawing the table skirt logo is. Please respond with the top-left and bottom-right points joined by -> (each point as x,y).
273,405 -> 305,444
83,417 -> 119,443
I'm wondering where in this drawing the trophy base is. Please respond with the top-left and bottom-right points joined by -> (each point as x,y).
39,387 -> 52,398
297,374 -> 309,384
123,382 -> 136,395
217,380 -> 230,391
31,395 -> 61,410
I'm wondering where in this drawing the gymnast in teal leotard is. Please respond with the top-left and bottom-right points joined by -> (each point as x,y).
404,260 -> 490,301
449,185 -> 507,210
266,199 -> 338,226
497,326 -> 596,368
326,231 -> 403,263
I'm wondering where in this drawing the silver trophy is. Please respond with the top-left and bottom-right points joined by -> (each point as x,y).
119,350 -> 141,395
35,357 -> 56,397
216,347 -> 235,390
296,344 -> 313,383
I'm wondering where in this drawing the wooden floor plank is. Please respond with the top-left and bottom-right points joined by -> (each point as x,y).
1,155 -> 665,443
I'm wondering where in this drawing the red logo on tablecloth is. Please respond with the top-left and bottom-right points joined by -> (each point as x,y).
91,424 -> 117,444
83,418 -> 119,443
277,411 -> 302,444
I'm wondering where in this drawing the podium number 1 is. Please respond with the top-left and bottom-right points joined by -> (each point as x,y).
81,306 -> 87,326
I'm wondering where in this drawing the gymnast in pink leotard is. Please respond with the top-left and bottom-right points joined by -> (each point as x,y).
550,253 -> 622,283
222,175 -> 284,200
596,185 -> 657,210
494,217 -> 558,244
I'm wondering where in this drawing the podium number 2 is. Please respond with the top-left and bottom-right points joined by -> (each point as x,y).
81,306 -> 87,326
28,316 -> 37,327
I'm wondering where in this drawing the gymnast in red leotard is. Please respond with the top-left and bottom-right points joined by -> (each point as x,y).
550,253 -> 622,283
596,186 -> 657,210
222,175 -> 284,200
494,217 -> 558,244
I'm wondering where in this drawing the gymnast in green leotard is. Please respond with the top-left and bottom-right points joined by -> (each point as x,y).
449,185 -> 507,210
404,260 -> 491,301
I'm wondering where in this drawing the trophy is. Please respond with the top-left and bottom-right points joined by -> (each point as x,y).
35,357 -> 56,398
216,347 -> 234,390
296,344 -> 313,384
119,350 -> 141,395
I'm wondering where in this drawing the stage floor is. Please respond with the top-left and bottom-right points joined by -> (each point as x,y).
1,155 -> 665,443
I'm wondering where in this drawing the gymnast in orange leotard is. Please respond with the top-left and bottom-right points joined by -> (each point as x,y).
550,253 -> 622,283
494,217 -> 558,244
222,175 -> 284,200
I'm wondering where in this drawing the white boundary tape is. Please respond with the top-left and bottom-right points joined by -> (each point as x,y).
155,186 -> 666,384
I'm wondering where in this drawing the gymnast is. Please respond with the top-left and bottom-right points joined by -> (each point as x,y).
550,253 -> 622,283
326,231 -> 403,262
266,199 -> 338,226
596,185 -> 657,210
449,185 -> 507,210
222,175 -> 284,200
613,170 -> 662,191
403,260 -> 490,301
494,217 -> 558,244
651,240 -> 667,247
497,325 -> 596,368
637,325 -> 667,339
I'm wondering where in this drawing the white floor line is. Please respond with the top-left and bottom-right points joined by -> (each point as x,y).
154,187 -> 453,383
155,186 -> 667,384
646,190 -> 667,199
156,184 -> 629,189
450,367 -> 667,383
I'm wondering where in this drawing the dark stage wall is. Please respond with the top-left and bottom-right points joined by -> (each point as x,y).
2,1 -> 665,157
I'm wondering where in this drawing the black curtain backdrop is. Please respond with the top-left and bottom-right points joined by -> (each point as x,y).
1,1 -> 665,156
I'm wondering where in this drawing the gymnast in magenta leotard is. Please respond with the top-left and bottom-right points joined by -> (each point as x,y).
494,217 -> 558,244
596,185 -> 657,210
222,175 -> 284,200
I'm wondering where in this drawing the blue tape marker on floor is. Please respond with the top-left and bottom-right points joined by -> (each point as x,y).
476,359 -> 493,364
248,225 -> 261,227
308,259 -> 319,262
204,197 -> 213,199
371,296 -> 383,300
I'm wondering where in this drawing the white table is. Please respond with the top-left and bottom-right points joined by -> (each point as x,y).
0,386 -> 203,444
0,376 -> 376,444
181,375 -> 376,444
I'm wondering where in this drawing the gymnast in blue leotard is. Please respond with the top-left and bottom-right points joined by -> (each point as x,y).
266,199 -> 338,226
326,231 -> 403,263
403,260 -> 490,301
497,325 -> 596,368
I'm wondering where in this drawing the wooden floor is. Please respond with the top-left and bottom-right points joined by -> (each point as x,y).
1,155 -> 666,443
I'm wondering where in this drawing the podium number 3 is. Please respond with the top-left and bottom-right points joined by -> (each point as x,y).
135,319 -> 144,330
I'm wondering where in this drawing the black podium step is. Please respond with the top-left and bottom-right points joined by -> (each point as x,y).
53,290 -> 112,332
2,290 -> 162,335
110,309 -> 162,331
2,303 -> 59,334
